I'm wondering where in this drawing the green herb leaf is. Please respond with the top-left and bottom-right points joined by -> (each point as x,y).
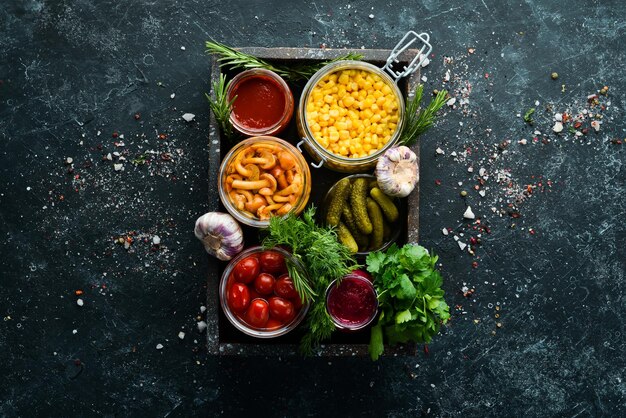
263,206 -> 357,355
369,324 -> 384,361
395,309 -> 413,324
524,107 -> 535,124
206,40 -> 363,81
205,73 -> 237,140
366,244 -> 450,361
399,85 -> 448,146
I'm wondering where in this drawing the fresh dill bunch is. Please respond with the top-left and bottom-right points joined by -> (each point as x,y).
205,73 -> 237,140
262,206 -> 357,354
206,40 -> 363,81
399,85 -> 448,146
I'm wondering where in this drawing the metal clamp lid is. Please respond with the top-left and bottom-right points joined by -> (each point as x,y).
297,140 -> 325,168
382,31 -> 432,82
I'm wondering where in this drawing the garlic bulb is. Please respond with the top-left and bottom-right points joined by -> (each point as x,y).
194,212 -> 244,261
375,146 -> 419,198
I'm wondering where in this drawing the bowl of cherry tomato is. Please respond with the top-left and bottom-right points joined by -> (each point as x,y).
219,246 -> 310,338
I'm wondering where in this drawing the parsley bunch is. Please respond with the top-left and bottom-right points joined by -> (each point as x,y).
366,244 -> 450,361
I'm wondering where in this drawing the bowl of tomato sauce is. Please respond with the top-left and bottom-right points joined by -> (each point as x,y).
219,246 -> 310,338
227,68 -> 294,137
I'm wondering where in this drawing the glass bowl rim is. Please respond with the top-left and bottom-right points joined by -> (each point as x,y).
219,245 -> 311,338
218,136 -> 312,228
325,274 -> 379,331
226,68 -> 295,136
298,60 -> 405,164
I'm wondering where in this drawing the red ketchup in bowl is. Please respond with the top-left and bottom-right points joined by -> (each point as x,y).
326,271 -> 378,331
227,69 -> 294,136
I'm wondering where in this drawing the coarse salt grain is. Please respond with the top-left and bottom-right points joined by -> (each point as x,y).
200,306 -> 207,313
152,235 -> 161,245
442,228 -> 449,236
197,321 -> 207,332
182,113 -> 195,122
156,343 -> 164,350
458,241 -> 467,251
552,122 -> 563,133
463,206 -> 475,219
436,147 -> 445,155
178,331 -> 185,340
77,298 -> 84,306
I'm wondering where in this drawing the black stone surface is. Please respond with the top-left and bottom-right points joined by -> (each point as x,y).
1,0 -> 624,416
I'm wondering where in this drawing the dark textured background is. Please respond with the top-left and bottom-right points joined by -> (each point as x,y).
1,0 -> 624,416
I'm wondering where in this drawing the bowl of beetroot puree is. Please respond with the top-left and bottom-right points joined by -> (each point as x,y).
326,270 -> 378,331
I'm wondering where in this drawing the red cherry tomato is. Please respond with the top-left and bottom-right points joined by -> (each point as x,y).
268,297 -> 295,322
233,256 -> 260,284
245,298 -> 269,328
254,273 -> 275,295
247,287 -> 262,302
350,269 -> 373,282
227,283 -> 250,312
259,251 -> 286,274
291,295 -> 303,311
265,318 -> 283,330
274,274 -> 298,299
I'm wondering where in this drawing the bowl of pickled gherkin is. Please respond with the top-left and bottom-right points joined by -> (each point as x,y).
320,174 -> 402,256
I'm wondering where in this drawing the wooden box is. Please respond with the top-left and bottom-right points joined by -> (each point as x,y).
206,47 -> 421,356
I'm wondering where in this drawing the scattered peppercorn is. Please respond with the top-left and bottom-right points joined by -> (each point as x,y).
460,190 -> 468,197
471,261 -> 478,269
551,72 -> 559,80
112,131 -> 119,138
432,89 -> 439,95
134,113 -> 141,120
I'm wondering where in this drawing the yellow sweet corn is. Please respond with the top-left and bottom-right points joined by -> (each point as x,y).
307,69 -> 400,158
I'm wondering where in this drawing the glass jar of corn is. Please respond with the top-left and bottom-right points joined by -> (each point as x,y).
296,60 -> 405,173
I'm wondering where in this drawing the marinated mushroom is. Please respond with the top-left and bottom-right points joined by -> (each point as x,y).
231,178 -> 270,190
244,194 -> 266,213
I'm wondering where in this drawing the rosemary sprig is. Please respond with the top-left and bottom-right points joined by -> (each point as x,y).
399,85 -> 448,146
206,40 -> 363,81
205,73 -> 237,140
